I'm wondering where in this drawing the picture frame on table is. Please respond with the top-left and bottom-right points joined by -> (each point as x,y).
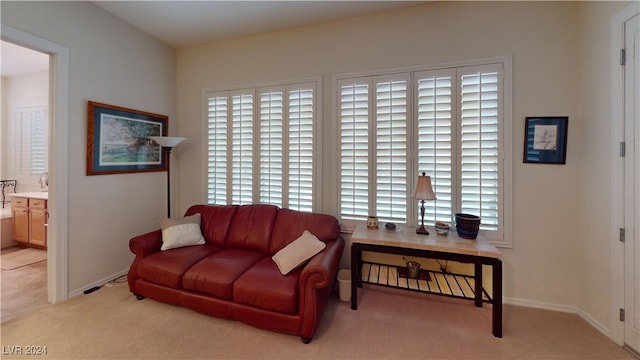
523,116 -> 568,164
86,101 -> 168,175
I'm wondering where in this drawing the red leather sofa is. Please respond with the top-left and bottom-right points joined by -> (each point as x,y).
127,204 -> 345,343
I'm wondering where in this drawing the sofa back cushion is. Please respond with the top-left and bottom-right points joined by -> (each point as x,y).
269,208 -> 340,255
226,204 -> 279,253
184,205 -> 238,248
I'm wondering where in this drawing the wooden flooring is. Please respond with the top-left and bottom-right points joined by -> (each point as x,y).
1,246 -> 48,323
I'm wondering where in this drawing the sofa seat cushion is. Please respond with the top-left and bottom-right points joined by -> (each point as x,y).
136,245 -> 220,289
233,257 -> 300,314
182,248 -> 265,299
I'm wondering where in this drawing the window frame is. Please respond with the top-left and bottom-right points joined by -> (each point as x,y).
7,105 -> 48,183
333,56 -> 513,247
202,76 -> 323,212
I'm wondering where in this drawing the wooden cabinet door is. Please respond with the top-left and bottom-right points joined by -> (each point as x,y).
11,198 -> 29,244
28,199 -> 47,248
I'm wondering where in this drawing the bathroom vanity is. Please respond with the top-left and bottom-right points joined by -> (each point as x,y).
10,192 -> 48,249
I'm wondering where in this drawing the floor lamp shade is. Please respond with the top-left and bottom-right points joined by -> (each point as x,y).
149,136 -> 186,218
149,136 -> 186,148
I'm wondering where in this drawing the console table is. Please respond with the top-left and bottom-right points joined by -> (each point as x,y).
350,224 -> 503,337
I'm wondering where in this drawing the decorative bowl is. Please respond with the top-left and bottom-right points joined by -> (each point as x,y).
455,213 -> 480,239
434,221 -> 450,236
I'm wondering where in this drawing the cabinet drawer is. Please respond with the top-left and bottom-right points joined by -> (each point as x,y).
29,198 -> 47,209
11,197 -> 28,207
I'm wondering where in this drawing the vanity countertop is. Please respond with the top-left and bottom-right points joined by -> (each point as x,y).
7,192 -> 48,200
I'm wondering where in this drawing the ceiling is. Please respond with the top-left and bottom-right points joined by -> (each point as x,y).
94,1 -> 421,48
1,1 -> 420,77
1,41 -> 49,77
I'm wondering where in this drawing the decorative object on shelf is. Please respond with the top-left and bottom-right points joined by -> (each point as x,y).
412,172 -> 436,235
148,136 -> 186,218
87,101 -> 169,175
434,221 -> 450,236
455,213 -> 481,239
39,172 -> 48,191
403,257 -> 421,279
367,216 -> 378,229
385,222 -> 396,231
523,116 -> 568,164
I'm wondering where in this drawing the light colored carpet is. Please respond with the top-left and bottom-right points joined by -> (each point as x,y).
0,248 -> 47,270
0,281 -> 635,359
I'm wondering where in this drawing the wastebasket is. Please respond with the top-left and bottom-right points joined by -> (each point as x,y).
337,269 -> 351,302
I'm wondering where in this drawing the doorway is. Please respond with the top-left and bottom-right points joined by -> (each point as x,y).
612,2 -> 640,355
0,41 -> 49,322
1,24 -> 70,306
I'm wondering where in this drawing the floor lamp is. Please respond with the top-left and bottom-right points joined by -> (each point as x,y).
149,136 -> 186,218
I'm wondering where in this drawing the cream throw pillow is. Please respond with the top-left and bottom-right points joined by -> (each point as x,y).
159,213 -> 206,251
272,230 -> 326,275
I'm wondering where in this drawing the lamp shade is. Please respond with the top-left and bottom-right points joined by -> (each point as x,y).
149,136 -> 186,148
412,173 -> 436,201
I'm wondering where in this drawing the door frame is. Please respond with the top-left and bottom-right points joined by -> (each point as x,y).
610,1 -> 639,347
1,24 -> 69,303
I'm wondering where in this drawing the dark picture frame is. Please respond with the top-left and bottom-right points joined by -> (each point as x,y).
523,116 -> 568,164
87,101 -> 168,175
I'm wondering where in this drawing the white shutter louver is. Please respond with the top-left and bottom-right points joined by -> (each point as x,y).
376,79 -> 407,223
417,72 -> 454,224
259,90 -> 284,207
288,88 -> 314,212
340,82 -> 370,220
207,96 -> 228,204
232,93 -> 254,205
460,69 -> 499,230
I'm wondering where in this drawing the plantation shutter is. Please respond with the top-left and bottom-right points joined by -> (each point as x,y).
459,65 -> 501,230
375,75 -> 408,223
207,96 -> 228,204
232,92 -> 254,205
206,80 -> 318,210
259,89 -> 284,207
416,70 -> 454,224
339,80 -> 370,220
288,86 -> 314,211
29,108 -> 47,175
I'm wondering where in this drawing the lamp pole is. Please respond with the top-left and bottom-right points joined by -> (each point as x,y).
149,136 -> 186,218
163,146 -> 172,218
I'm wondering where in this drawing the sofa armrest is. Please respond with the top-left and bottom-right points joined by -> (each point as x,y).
129,229 -> 163,258
298,236 -> 345,341
300,237 -> 345,289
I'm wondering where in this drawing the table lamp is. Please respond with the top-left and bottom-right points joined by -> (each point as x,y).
412,172 -> 436,235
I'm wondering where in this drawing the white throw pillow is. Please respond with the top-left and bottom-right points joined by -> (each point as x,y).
272,230 -> 326,275
159,213 -> 206,251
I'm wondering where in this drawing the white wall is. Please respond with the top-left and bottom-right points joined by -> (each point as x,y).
175,0 -> 628,333
1,1 -> 176,294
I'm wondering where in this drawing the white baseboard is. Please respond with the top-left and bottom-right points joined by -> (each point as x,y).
68,268 -> 129,298
504,297 -> 612,341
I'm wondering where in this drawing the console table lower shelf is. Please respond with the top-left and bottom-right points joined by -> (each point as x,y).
360,262 -> 493,303
349,225 -> 503,338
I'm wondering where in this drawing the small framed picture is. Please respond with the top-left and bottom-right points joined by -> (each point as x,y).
523,116 -> 568,164
87,101 -> 168,175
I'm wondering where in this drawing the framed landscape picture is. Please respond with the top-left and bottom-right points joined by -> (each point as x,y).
523,116 -> 568,164
86,101 -> 168,175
